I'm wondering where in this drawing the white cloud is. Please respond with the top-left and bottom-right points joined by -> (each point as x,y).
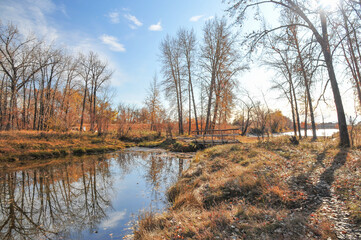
124,14 -> 143,29
100,34 -> 126,52
108,10 -> 120,24
0,0 -> 130,101
101,211 -> 127,228
189,15 -> 204,22
0,0 -> 59,42
205,16 -> 215,21
148,21 -> 163,31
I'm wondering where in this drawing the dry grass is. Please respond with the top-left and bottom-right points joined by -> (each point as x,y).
134,137 -> 361,239
139,138 -> 199,152
0,130 -> 128,162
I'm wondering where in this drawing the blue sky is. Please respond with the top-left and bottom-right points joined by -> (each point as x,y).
0,0 -> 227,105
0,0 -> 357,122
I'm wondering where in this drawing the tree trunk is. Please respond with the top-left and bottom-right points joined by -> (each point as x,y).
292,82 -> 302,139
89,83 -> 94,132
205,71 -> 216,133
304,93 -> 308,138
211,89 -> 220,130
0,74 -> 5,129
320,11 -> 350,147
188,84 -> 191,135
189,73 -> 199,134
26,81 -> 32,129
291,28 -> 317,140
80,83 -> 87,132
22,83 -> 26,129
177,69 -> 184,135
7,84 -> 17,130
33,80 -> 38,130
93,89 -> 97,132
289,83 -> 297,137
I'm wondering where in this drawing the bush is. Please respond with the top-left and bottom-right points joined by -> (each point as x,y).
72,148 -> 86,155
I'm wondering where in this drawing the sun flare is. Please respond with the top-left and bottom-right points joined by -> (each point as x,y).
317,0 -> 339,10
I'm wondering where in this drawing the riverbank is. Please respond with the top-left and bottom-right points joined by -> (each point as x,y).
0,131 -> 130,162
0,130 -> 200,162
134,138 -> 361,239
138,138 -> 200,152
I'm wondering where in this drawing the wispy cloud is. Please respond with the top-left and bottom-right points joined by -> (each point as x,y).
124,14 -> 143,29
101,211 -> 127,229
205,16 -> 214,21
0,0 -> 129,93
148,21 -> 162,31
189,15 -> 204,22
0,0 -> 59,42
108,10 -> 120,24
100,34 -> 126,52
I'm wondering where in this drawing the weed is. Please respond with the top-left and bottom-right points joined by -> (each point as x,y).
134,211 -> 167,240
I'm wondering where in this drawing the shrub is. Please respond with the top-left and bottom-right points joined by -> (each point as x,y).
72,148 -> 86,155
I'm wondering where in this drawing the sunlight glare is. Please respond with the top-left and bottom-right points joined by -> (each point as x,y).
317,0 -> 339,11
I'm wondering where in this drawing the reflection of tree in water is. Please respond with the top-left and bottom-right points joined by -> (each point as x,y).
116,151 -> 187,209
143,154 -> 186,209
0,151 -> 188,239
0,156 -> 113,240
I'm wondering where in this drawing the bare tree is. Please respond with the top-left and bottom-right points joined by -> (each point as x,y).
264,34 -> 302,138
200,17 -> 244,132
160,35 -> 185,134
288,22 -> 318,140
0,23 -> 43,130
60,54 -> 80,130
78,52 -> 93,132
178,28 -> 199,134
234,95 -> 254,136
35,45 -> 64,130
227,0 -> 351,146
0,22 -> 115,132
338,1 -> 361,107
88,53 -> 112,132
144,74 -> 162,131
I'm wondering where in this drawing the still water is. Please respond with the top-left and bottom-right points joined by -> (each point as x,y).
277,128 -> 339,137
0,148 -> 190,240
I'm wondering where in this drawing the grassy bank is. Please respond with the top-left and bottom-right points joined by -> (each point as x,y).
0,130 -> 199,162
0,131 -> 129,162
134,138 -> 361,239
138,138 -> 200,152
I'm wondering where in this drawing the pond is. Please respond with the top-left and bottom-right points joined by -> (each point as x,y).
0,148 -> 191,240
277,128 -> 339,137
248,129 -> 339,138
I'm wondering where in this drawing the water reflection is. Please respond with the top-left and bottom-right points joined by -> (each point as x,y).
0,148 -> 188,239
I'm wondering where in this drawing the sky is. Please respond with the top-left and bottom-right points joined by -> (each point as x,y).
0,0 -> 226,103
0,0 -> 357,122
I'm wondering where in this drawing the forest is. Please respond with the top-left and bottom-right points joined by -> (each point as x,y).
1,0 -> 360,149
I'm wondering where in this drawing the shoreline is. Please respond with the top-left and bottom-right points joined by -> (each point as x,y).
0,131 -> 198,163
133,138 -> 361,239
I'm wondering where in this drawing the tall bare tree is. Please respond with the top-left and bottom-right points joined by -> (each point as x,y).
78,52 -> 93,132
200,17 -> 243,132
0,23 -> 43,130
265,35 -> 302,138
178,28 -> 199,134
88,53 -> 112,132
227,0 -> 351,146
160,35 -> 185,134
338,1 -> 361,107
